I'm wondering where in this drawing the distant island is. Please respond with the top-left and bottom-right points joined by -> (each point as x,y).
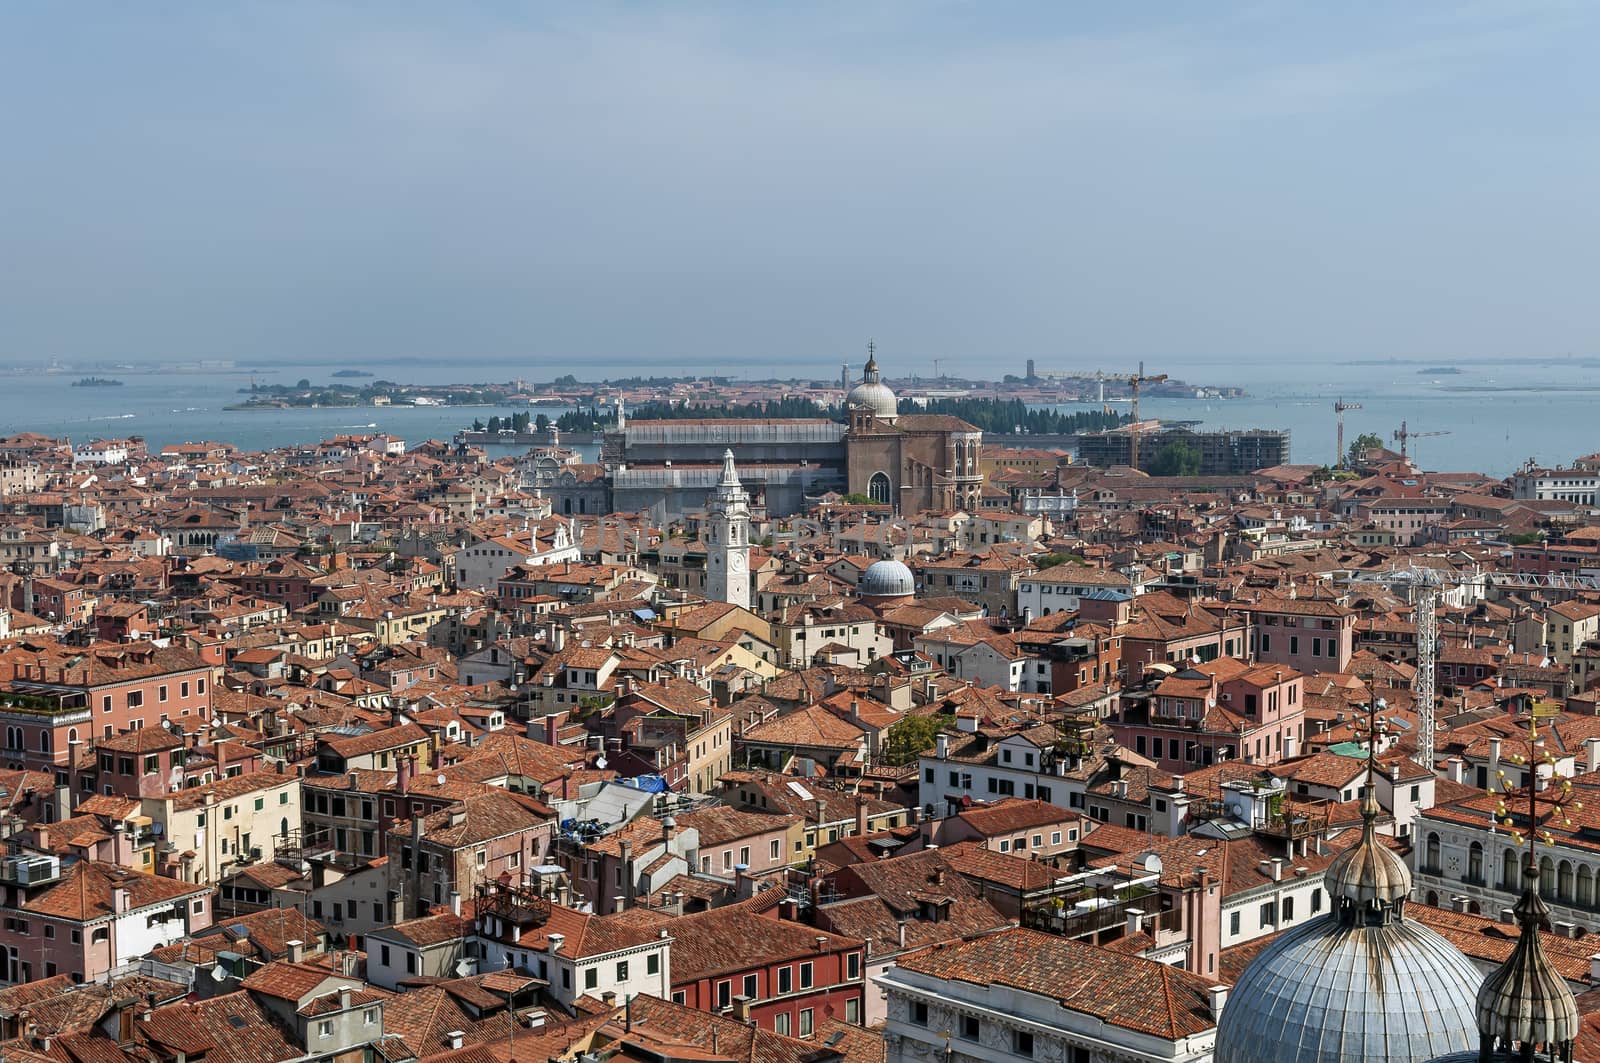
71,377 -> 124,387
1418,367 -> 1462,375
332,369 -> 373,378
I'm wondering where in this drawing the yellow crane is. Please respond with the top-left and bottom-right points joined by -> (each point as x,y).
1120,361 -> 1171,470
1044,365 -> 1167,468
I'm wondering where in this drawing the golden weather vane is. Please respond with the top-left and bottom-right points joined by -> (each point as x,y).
1488,703 -> 1581,860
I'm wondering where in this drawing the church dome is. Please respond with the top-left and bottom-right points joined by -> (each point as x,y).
1214,909 -> 1484,1063
859,559 -> 915,599
846,352 -> 897,421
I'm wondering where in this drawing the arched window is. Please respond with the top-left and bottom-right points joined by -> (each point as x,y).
1559,860 -> 1575,902
1541,855 -> 1557,900
281,817 -> 290,838
1503,849 -> 1521,889
1468,841 -> 1483,884
1425,832 -> 1441,872
868,472 -> 892,505
67,728 -> 78,746
38,730 -> 50,754
1578,866 -> 1594,909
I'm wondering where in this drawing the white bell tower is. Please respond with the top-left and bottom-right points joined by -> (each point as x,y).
706,449 -> 751,609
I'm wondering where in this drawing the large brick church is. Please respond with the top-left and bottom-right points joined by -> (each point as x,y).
559,349 -> 984,519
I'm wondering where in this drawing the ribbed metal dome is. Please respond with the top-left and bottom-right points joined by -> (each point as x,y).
1215,913 -> 1484,1063
859,559 -> 915,599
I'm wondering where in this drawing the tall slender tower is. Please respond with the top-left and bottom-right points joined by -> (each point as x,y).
705,449 -> 751,609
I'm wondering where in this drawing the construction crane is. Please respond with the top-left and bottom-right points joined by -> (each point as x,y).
1393,420 -> 1451,462
1333,398 -> 1362,468
1127,362 -> 1167,472
1339,564 -> 1600,771
1040,364 -> 1166,467
1346,564 -> 1446,771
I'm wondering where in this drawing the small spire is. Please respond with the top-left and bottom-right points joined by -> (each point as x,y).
1476,711 -> 1579,1060
719,448 -> 740,487
1325,700 -> 1410,922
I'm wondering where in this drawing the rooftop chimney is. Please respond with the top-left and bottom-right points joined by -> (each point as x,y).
285,939 -> 304,964
1207,985 -> 1228,1021
547,932 -> 565,955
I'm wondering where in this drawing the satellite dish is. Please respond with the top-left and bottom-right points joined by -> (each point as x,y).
595,757 -> 607,770
436,774 -> 446,786
1207,696 -> 1217,709
210,965 -> 228,982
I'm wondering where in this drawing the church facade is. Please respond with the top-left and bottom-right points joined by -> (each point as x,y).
842,354 -> 983,513
562,351 -> 983,520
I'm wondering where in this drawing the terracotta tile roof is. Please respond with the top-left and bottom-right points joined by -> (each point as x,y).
613,994 -> 858,1063
239,959 -> 349,1002
953,797 -> 1077,836
897,927 -> 1218,1040
397,789 -> 555,849
938,840 -> 1072,892
23,861 -> 206,921
673,806 -> 797,847
164,769 -> 296,811
136,990 -> 302,1063
742,706 -> 868,749
663,907 -> 864,981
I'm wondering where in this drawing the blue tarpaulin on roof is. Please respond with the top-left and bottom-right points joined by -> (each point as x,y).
623,773 -> 669,794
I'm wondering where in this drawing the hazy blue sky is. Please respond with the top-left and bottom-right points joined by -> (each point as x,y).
3,2 -> 1597,375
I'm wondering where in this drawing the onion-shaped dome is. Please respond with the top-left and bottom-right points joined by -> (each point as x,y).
846,355 -> 897,421
1326,786 -> 1413,910
859,559 -> 915,599
1472,858 -> 1579,1061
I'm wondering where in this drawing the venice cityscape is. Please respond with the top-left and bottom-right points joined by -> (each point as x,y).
2,5 -> 1599,1063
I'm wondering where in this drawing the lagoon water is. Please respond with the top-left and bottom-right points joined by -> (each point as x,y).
1,354 -> 1596,477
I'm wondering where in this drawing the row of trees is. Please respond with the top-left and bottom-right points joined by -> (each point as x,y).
470,412 -> 553,434
914,397 -> 1128,435
551,396 -> 1129,435
556,396 -> 827,431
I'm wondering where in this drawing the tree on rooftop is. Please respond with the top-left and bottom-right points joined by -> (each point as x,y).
882,713 -> 955,766
1147,440 -> 1201,477
1348,432 -> 1383,465
1034,552 -> 1082,570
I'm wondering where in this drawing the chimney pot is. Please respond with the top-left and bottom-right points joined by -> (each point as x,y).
1207,985 -> 1228,1020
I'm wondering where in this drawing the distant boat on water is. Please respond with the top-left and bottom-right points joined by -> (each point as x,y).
71,377 -> 124,387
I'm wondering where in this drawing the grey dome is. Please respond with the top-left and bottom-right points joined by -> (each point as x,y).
860,559 -> 915,598
846,354 -> 897,421
847,380 -> 898,420
1214,913 -> 1483,1063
